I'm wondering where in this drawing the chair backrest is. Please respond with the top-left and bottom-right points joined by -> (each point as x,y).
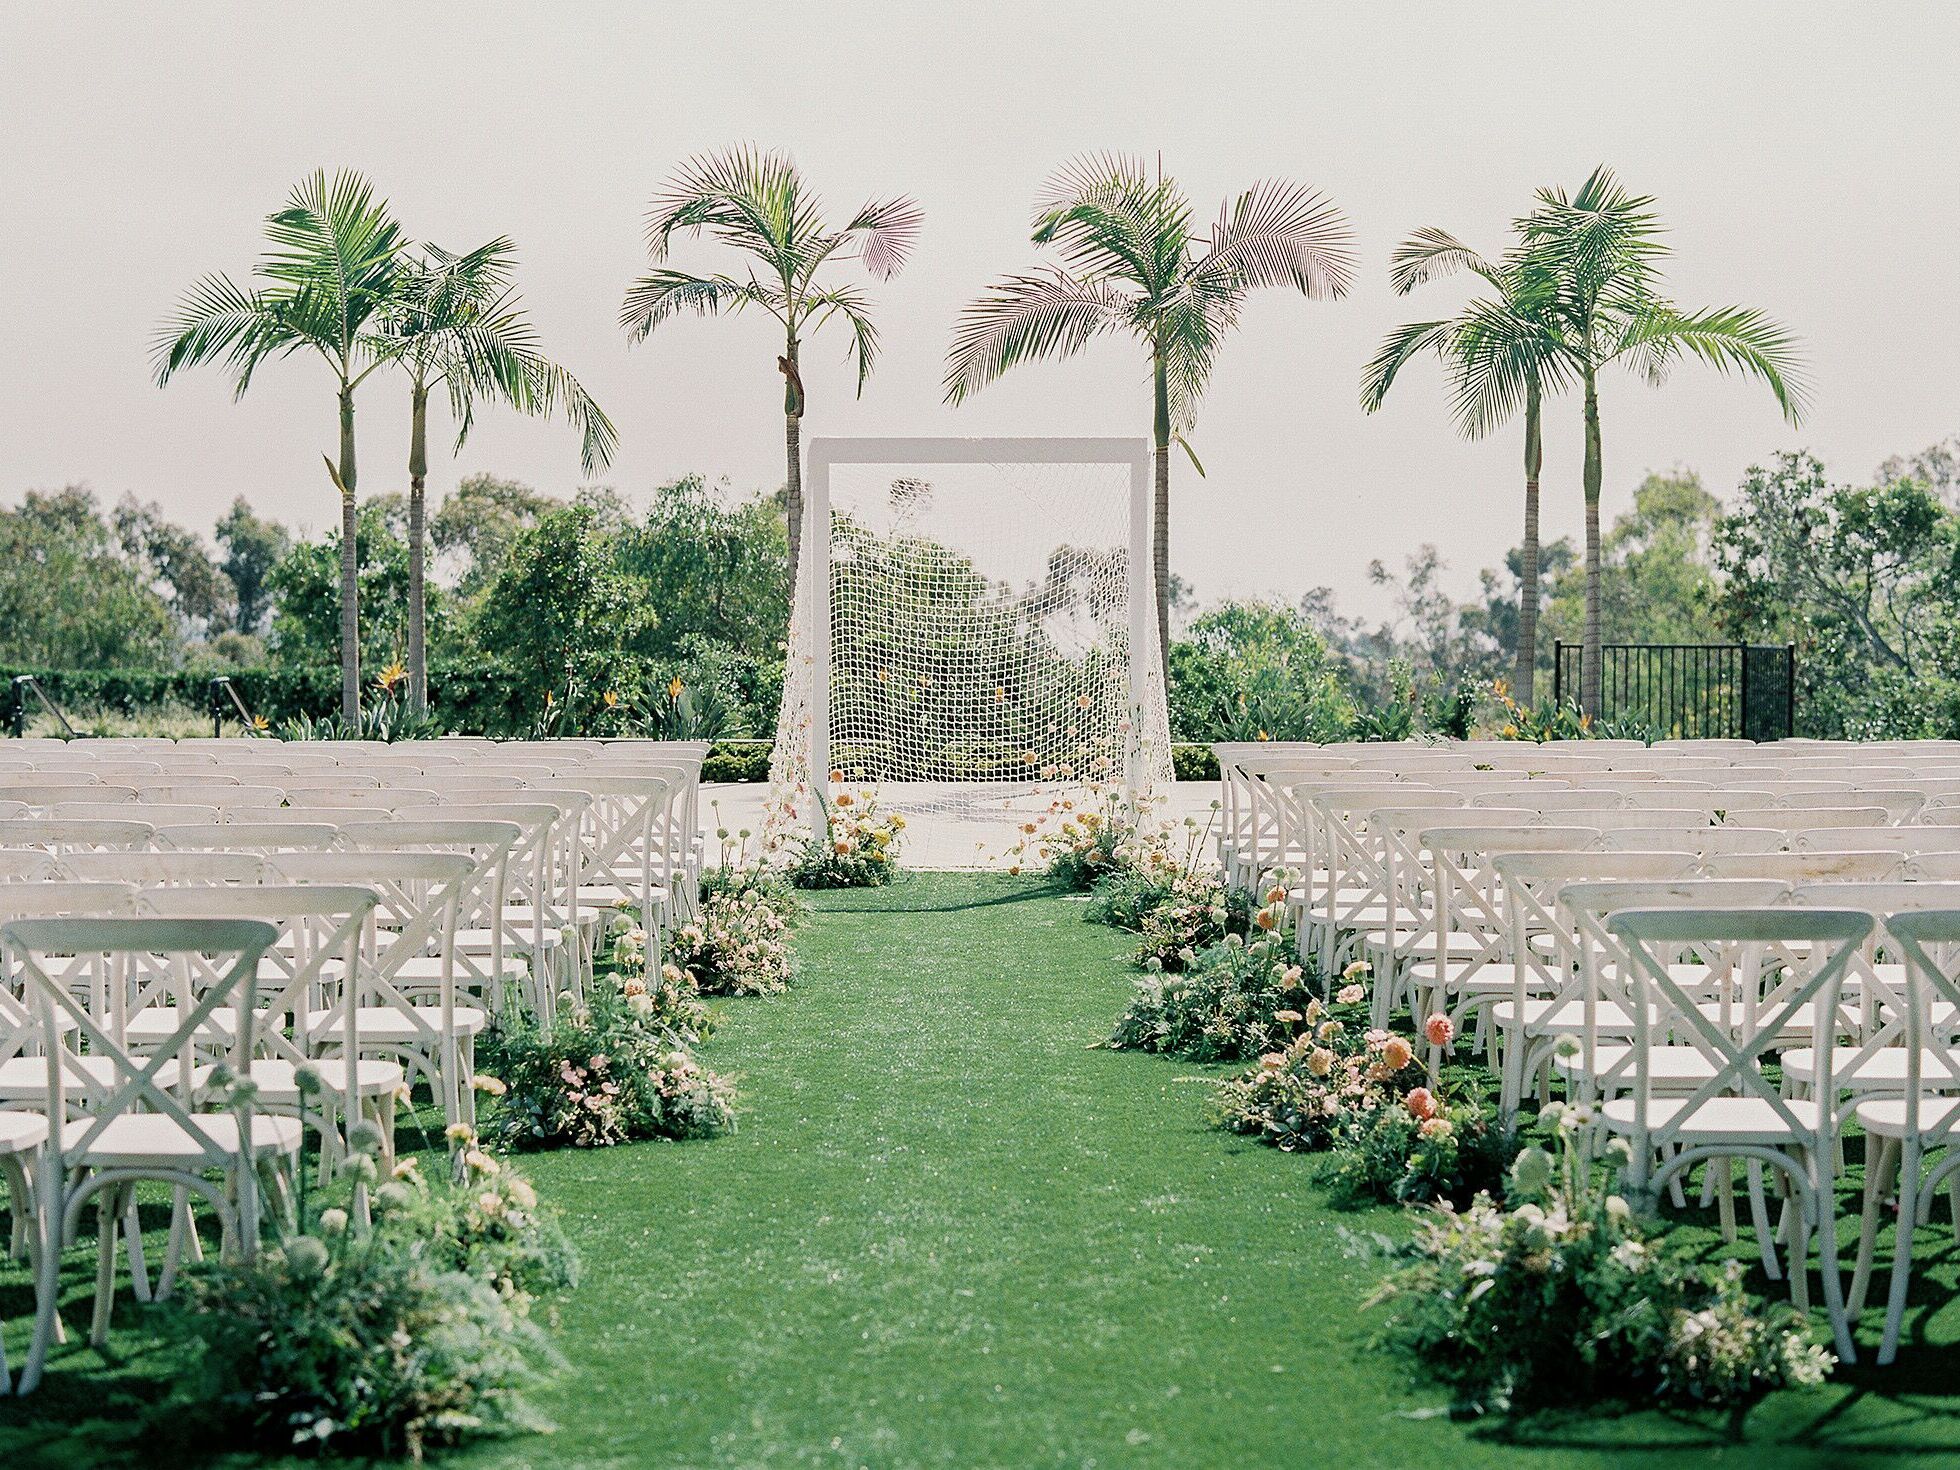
155,822 -> 340,853
0,848 -> 57,882
1597,826 -> 1784,855
0,783 -> 137,810
0,818 -> 154,853
3,915 -> 281,1247
1796,827 -> 1960,854
58,801 -> 221,826
1722,805 -> 1889,829
1606,905 -> 1872,1196
1876,908 -> 1960,1155
59,850 -> 268,885
1698,850 -> 1904,883
139,784 -> 287,811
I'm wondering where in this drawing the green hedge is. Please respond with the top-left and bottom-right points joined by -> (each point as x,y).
1172,743 -> 1219,782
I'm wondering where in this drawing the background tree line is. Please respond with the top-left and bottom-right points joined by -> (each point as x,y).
7,432 -> 1956,743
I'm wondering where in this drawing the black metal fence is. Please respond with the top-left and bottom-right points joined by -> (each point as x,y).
1552,642 -> 1796,741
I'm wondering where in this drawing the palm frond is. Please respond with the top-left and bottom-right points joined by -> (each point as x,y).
943,270 -> 1131,403
1617,304 -> 1808,423
619,269 -> 776,343
1198,179 -> 1356,299
1358,319 -> 1454,412
804,282 -> 882,395
841,196 -> 924,280
1387,227 -> 1498,294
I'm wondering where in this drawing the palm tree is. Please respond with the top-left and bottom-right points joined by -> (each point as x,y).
1360,231 -> 1568,702
620,147 -> 922,584
945,155 -> 1356,677
1516,166 -> 1805,715
156,169 -> 408,719
389,239 -> 617,711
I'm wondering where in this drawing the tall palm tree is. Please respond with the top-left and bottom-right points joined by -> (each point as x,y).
389,239 -> 618,710
1360,232 -> 1568,702
945,156 -> 1355,677
1516,166 -> 1805,715
619,147 -> 922,584
155,169 -> 408,719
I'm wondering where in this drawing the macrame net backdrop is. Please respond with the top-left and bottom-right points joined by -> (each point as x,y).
768,443 -> 1172,843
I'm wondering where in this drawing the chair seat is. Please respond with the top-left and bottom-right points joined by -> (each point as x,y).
75,1112 -> 302,1166
1491,999 -> 1647,1031
247,1057 -> 407,1101
307,1005 -> 487,1042
453,926 -> 563,957
1553,1044 -> 1719,1084
1602,1094 -> 1823,1142
0,1110 -> 49,1154
1781,1047 -> 1960,1089
1857,1097 -> 1960,1138
0,1054 -> 123,1101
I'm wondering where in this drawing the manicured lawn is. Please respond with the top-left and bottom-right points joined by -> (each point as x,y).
5,872 -> 1960,1466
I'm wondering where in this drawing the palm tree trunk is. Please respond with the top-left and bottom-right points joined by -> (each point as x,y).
1580,370 -> 1603,718
782,336 -> 804,591
1515,378 -> 1543,704
337,387 -> 360,722
1151,349 -> 1172,683
407,383 -> 429,714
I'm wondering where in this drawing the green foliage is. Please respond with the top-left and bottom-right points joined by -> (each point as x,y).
215,495 -> 291,636
0,487 -> 178,668
1367,1109 -> 1831,1414
277,679 -> 444,741
617,476 -> 790,660
479,972 -> 735,1150
1108,889 -> 1307,1062
375,1148 -> 580,1307
469,503 -> 653,698
1206,980 -> 1428,1144
268,500 -> 440,667
160,1226 -> 561,1457
1084,862 -> 1249,971
1715,447 -> 1960,738
1170,742 -> 1219,781
1167,600 -> 1355,742
1323,1097 -> 1519,1209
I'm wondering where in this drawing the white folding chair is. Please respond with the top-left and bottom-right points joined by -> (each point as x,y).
1605,904 -> 1868,1360
6,916 -> 299,1391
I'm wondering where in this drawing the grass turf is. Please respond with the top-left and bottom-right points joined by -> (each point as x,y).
6,871 -> 1960,1466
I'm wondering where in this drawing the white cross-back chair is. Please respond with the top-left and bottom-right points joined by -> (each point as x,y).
5,915 -> 300,1392
1853,907 -> 1960,1363
265,851 -> 482,1128
1604,904 -> 1869,1361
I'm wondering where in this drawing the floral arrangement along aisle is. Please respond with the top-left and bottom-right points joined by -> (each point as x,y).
1367,1102 -> 1833,1413
790,776 -> 906,888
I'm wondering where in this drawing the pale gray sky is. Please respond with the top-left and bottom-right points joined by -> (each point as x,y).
3,1 -> 1956,621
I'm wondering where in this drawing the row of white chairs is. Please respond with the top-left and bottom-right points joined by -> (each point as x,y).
0,737 -> 715,1392
1213,739 -> 1960,1366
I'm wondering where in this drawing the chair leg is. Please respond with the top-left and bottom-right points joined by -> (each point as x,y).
89,1191 -> 117,1348
1849,1133 -> 1898,1319
1747,1160 -> 1781,1280
122,1190 -> 151,1304
1879,1140 -> 1922,1366
18,1159 -> 65,1395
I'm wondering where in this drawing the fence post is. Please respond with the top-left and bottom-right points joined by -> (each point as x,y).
1785,644 -> 1796,739
1552,641 -> 1565,707
1737,642 -> 1751,742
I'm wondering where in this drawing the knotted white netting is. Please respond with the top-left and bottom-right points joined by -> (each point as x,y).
768,440 -> 1172,842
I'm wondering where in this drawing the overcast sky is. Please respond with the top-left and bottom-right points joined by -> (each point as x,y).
3,1 -> 1956,621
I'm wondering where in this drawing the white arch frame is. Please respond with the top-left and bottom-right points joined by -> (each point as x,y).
800,436 -> 1158,812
